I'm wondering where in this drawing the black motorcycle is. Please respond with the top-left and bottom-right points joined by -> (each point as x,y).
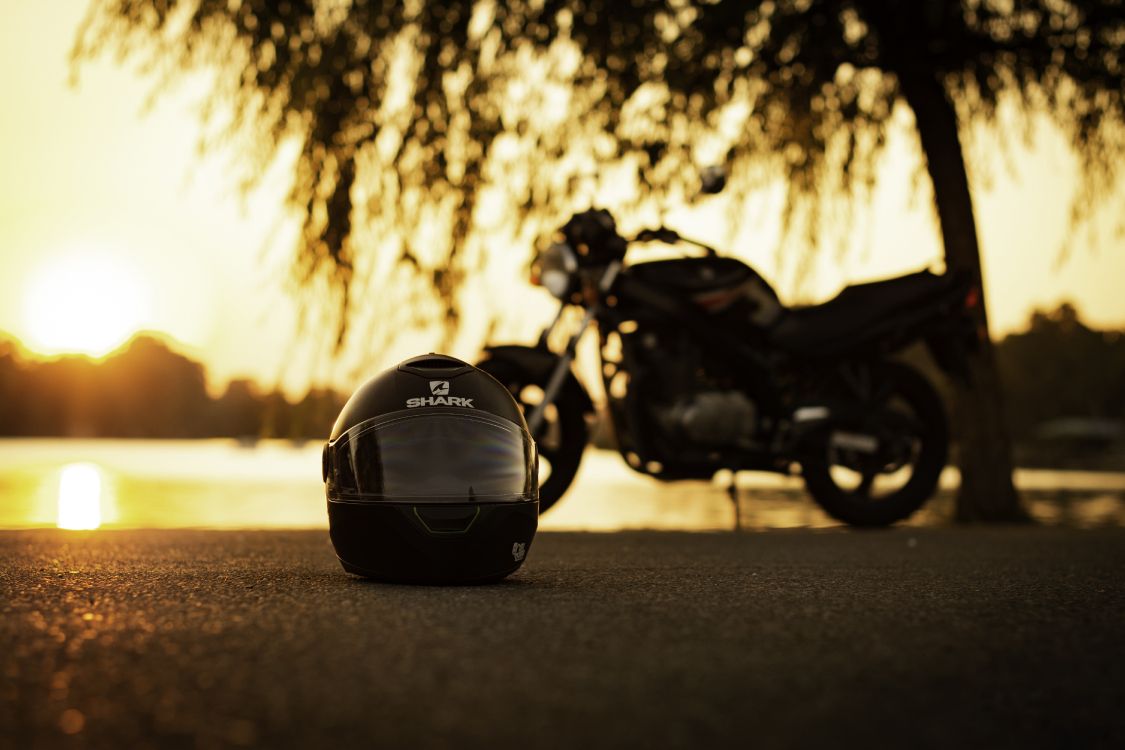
477,208 -> 981,526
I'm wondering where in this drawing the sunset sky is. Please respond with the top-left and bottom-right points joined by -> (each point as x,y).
2,1 -> 1124,398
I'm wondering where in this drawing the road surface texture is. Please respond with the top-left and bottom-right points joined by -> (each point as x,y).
2,527 -> 1123,749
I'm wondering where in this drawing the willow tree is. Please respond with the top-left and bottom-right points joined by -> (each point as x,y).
75,0 -> 1124,521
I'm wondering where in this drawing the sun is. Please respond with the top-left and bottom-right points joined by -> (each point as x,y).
22,249 -> 152,357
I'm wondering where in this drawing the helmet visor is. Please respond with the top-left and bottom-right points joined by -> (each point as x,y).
327,409 -> 535,502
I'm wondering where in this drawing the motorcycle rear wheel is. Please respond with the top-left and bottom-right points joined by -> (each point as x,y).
801,361 -> 948,527
475,358 -> 588,514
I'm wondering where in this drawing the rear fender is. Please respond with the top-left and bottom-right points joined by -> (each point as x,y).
925,275 -> 982,383
925,333 -> 971,382
480,345 -> 595,415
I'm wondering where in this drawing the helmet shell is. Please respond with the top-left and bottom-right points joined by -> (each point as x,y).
323,354 -> 538,584
328,353 -> 527,440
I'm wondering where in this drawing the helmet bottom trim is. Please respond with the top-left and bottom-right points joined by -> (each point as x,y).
336,555 -> 523,585
328,499 -> 538,584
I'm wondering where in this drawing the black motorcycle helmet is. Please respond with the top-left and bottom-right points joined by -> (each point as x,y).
322,353 -> 539,583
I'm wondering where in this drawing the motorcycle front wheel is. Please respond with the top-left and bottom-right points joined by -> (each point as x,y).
475,358 -> 588,514
801,361 -> 948,527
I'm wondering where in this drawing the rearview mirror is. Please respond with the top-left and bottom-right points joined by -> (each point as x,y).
700,165 -> 727,195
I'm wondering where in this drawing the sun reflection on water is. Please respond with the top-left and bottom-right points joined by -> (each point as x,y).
0,441 -> 1114,530
57,463 -> 104,530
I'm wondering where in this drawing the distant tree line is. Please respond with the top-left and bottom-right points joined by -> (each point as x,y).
0,335 -> 345,439
885,301 -> 1123,468
1,303 -> 1123,446
994,303 -> 1125,445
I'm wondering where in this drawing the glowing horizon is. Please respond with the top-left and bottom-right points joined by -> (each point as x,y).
21,247 -> 153,358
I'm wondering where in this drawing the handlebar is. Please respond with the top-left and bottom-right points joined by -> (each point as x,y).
632,227 -> 680,244
558,209 -> 719,263
631,226 -> 719,257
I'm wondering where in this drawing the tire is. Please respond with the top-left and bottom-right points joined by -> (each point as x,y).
475,358 -> 588,514
801,361 -> 948,527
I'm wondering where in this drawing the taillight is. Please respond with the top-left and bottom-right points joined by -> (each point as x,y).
964,286 -> 980,310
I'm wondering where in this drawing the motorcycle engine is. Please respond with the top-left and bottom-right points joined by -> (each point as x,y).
658,390 -> 758,447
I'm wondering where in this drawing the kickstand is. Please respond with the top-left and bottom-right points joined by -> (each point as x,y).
727,477 -> 741,533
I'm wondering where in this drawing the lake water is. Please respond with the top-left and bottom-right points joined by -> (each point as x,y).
2,439 -> 1124,531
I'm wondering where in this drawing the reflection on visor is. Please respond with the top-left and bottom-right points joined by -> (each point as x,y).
328,410 -> 533,502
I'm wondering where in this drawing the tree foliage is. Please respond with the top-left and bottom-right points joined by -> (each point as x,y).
74,0 -> 1125,345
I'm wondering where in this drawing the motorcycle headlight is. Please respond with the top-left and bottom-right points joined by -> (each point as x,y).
532,241 -> 579,300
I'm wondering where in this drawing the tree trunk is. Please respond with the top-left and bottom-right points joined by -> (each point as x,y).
897,69 -> 1029,523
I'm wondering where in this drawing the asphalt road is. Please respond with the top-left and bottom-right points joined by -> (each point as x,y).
2,527 -> 1123,749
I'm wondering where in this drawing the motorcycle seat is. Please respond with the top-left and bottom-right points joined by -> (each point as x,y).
769,269 -> 957,355
629,257 -> 768,294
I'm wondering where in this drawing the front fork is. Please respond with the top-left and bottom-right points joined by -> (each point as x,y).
527,306 -> 596,435
526,261 -> 621,435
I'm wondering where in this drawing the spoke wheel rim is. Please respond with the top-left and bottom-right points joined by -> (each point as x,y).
825,395 -> 924,501
515,385 -> 558,487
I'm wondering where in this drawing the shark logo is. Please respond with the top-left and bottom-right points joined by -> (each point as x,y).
406,380 -> 474,408
511,542 -> 527,562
